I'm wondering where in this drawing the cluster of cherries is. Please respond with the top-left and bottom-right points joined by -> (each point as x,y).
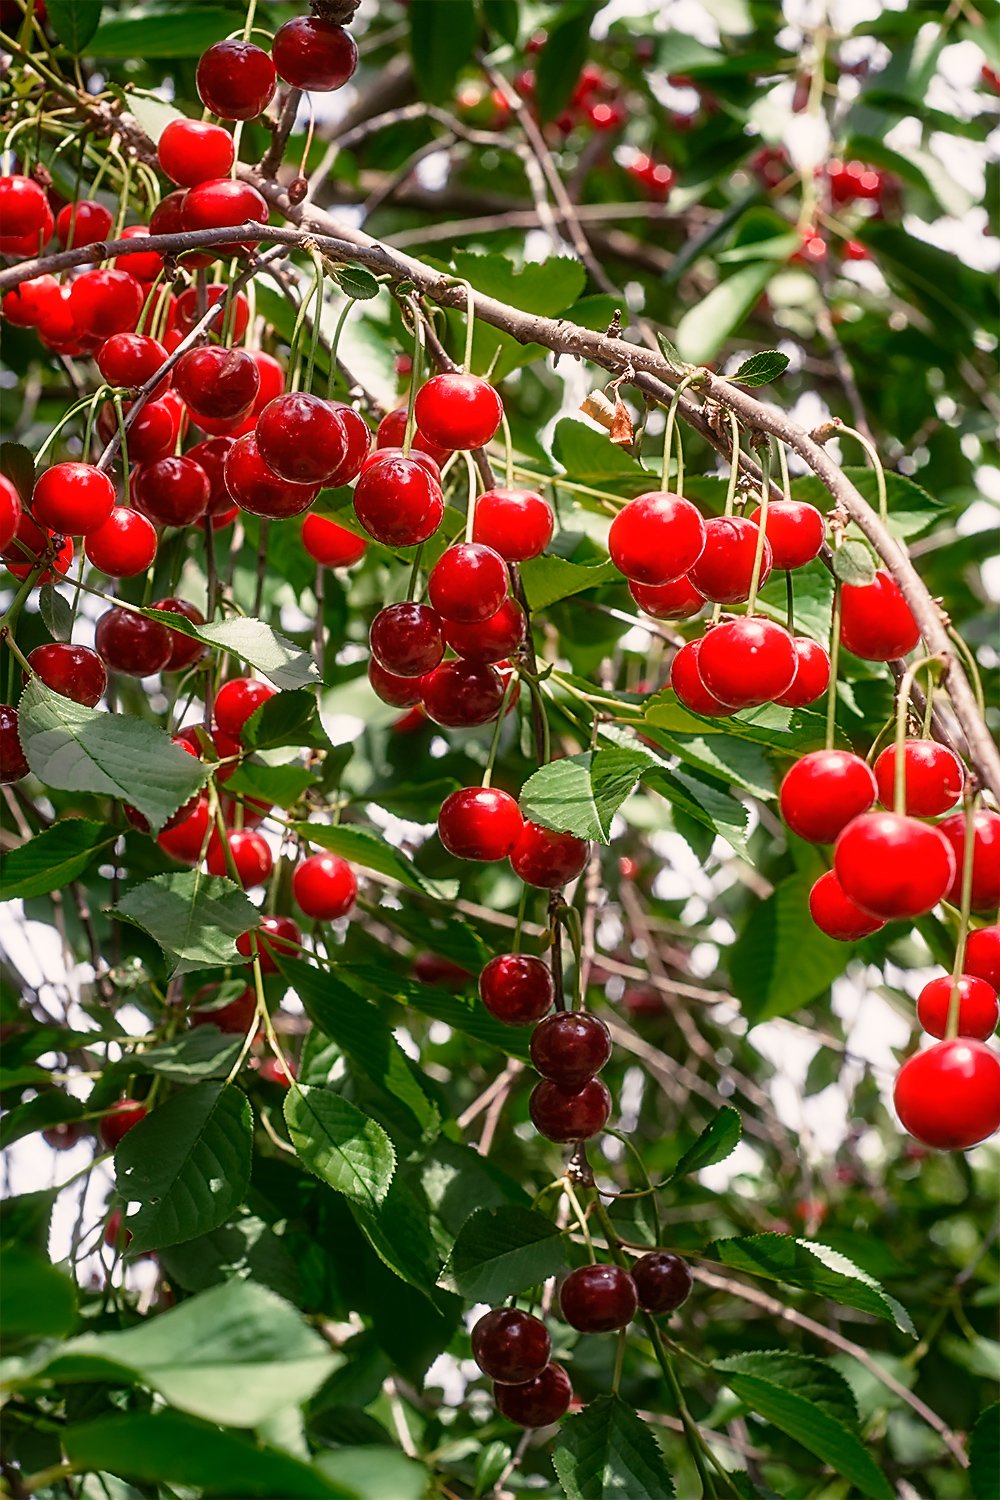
749,147 -> 892,266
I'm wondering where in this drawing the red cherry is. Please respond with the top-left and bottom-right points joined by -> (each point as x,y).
236,915 -> 301,972
0,706 -> 30,783
175,346 -> 259,421
55,199 -> 113,248
84,506 -> 157,577
629,574 -> 705,621
113,226 -> 165,283
479,954 -> 554,1024
808,869 -> 886,940
361,446 -> 440,482
272,14 -> 359,90
27,644 -> 106,706
369,602 -> 444,677
96,332 -> 170,394
353,454 -> 444,546
3,273 -> 60,329
302,513 -> 367,567
494,1363 -> 572,1427
196,39 -> 277,120
292,853 -> 357,920
95,606 -> 173,676
32,463 -> 115,536
134,455 -> 211,528
438,786 -> 523,860
917,975 -> 998,1041
632,1252 -> 692,1314
187,437 -> 236,515
43,1121 -> 86,1150
937,811 -> 1000,912
834,812 -> 957,919
669,638 -> 731,717
255,393 -> 349,484
157,795 -> 211,863
175,722 -> 240,780
689,516 -> 772,603
472,487 -> 553,561
152,597 -> 206,671
375,406 -> 452,466
190,984 -> 257,1034
775,636 -> 831,707
472,1308 -> 551,1384
840,570 -> 920,660
421,660 -> 504,727
69,269 -> 144,339
529,1077 -> 611,1141
559,1264 -> 637,1332
0,475 -> 21,552
148,188 -> 187,238
894,1039 -> 1000,1150
530,1011 -> 611,1087
157,118 -> 235,187
2,513 -> 73,583
412,952 -> 470,987
180,178 -> 269,249
100,397 -> 177,462
444,598 -> 526,663
0,175 -> 51,237
225,434 -> 319,518
34,283 -> 79,348
207,827 -> 272,887
873,740 -> 964,817
749,499 -> 825,569
324,404 -> 371,485
413,373 -> 504,450
100,1099 -> 147,1150
510,821 -> 588,889
369,659 -> 423,708
697,617 -> 796,707
173,285 -> 251,343
215,677 -> 277,739
608,491 -> 706,586
428,543 -> 509,624
779,750 -> 877,844
965,927 -> 1000,989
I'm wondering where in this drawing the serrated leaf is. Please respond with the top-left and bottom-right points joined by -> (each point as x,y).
334,263 -> 381,300
290,820 -> 455,899
729,872 -> 852,1021
552,417 -> 650,491
791,468 -> 945,542
113,870 -> 259,974
91,7 -> 235,58
732,350 -> 789,387
17,679 -> 207,832
243,688 -> 323,750
158,1209 -> 300,1302
115,1083 -> 253,1254
0,818 -> 116,900
344,965 -> 533,1062
284,1086 -> 395,1212
143,610 -> 319,689
520,554 -> 620,610
643,764 -> 749,852
0,441 -> 35,505
38,582 -> 73,641
439,1206 -> 568,1301
133,1029 -> 243,1082
409,0 -> 478,103
46,0 -> 103,52
670,1105 -> 741,1180
553,1395 -> 675,1499
969,1402 -> 999,1500
832,538 -> 877,587
0,1090 -> 84,1150
535,2 -> 598,121
715,1351 -> 859,1428
519,749 -> 647,843
675,262 -> 780,365
225,762 -> 317,809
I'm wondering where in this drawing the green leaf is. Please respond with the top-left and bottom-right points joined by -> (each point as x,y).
46,0 -> 103,52
832,538 -> 877,587
519,749 -> 647,843
707,1234 -> 915,1335
481,0 -> 519,45
17,679 -> 207,833
453,251 -> 587,318
439,1206 -> 568,1301
112,870 -> 259,974
342,965 -> 533,1062
158,1210 -> 300,1302
284,1086 -> 396,1212
552,418 -> 651,492
0,818 -> 116,900
670,1106 -> 741,1180
535,2 -> 597,120
791,468 -> 945,543
38,580 -> 72,641
0,1246 -> 76,1338
715,1351 -> 859,1428
969,1403 -> 1000,1500
314,1448 -> 429,1500
123,91 -> 185,143
729,873 -> 852,1022
409,0 -> 478,104
133,1029 -> 243,1082
90,7 -> 236,58
225,761 -> 317,809
334,264 -> 381,301
243,688 -> 323,750
732,350 -> 789,387
144,610 -> 319,690
0,441 -> 34,505
675,262 -> 780,365
553,1394 -> 675,1499
644,765 -> 749,852
115,1083 -> 253,1253
290,820 -> 455,899
520,555 -> 619,611
0,1089 -> 83,1150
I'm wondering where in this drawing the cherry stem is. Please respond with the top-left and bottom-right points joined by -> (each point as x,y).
775,434 -> 791,501
946,626 -> 987,719
499,408 -> 514,490
892,653 -> 946,815
548,893 -> 566,1012
825,580 -> 842,751
945,795 -> 978,1041
660,371 -> 700,494
611,1327 -> 627,1395
405,543 -> 424,603
745,443 -> 771,617
288,257 -> 324,394
562,1178 -> 596,1263
785,570 -> 795,633
111,392 -> 131,504
723,412 -> 741,517
455,278 -> 476,372
837,422 -> 888,523
303,247 -> 327,394
481,670 -> 519,788
401,300 -> 424,459
325,297 -> 355,401
512,883 -> 528,955
463,451 -> 479,544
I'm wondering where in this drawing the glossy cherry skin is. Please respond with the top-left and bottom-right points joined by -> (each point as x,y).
834,812 -> 956,920
840,570 -> 919,660
421,660 -> 504,727
175,346 -> 260,421
272,14 -> 359,90
187,437 -> 236,515
180,178 -> 269,248
444,598 -> 526,663
0,475 -> 20,552
27,644 -> 106,706
438,787 -> 523,860
236,915 -> 301,973
113,226 -> 165,283
494,1363 -> 572,1428
779,750 -> 877,844
95,606 -> 173,677
96,332 -> 170,393
225,434 -> 319,519
215,677 -> 277,739
369,602 -> 444,677
98,396 -> 178,463
473,487 -> 553,561
630,574 -> 705,621
0,175 -> 50,237
631,1252 -> 693,1314
965,926 -> 1000,989
354,454 -> 444,546
2,274 -> 60,329
55,198 -> 113,248
0,706 -> 30,784
190,984 -> 257,1034
135,455 -> 211,528
937,810 -> 1000,912
293,853 -> 357,920
560,1264 -> 637,1332
917,975 -> 998,1041
157,118 -> 235,186
530,1011 -> 612,1088
472,1308 -> 551,1384
749,499 -> 825,569
428,543 -> 509,624
369,659 -> 423,708
69,269 -> 144,339
375,407 -> 451,467
775,637 -> 831,707
153,598 -> 206,671
511,821 -> 589,888
157,795 -> 211,864
174,285 -> 250,343
255,393 -> 349,483
894,1039 -> 1000,1150
698,618 -> 796,707
873,740 -> 964,817
325,404 -> 371,485
414,373 -> 504,450
808,869 -> 885,941
689,516 -> 772,603
32,463 -> 115,536
608,491 -> 706,586
196,39 -> 277,120
530,1077 -> 611,1142
2,515 -> 74,583
84,506 -> 157,577
207,827 -> 272,887
479,954 -> 554,1025
99,1099 -> 147,1150
669,638 -> 731,717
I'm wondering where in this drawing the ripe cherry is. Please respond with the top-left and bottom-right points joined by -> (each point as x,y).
0,175 -> 50,238
85,506 -> 157,576
69,269 -> 144,339
631,1252 -> 693,1314
669,638 -> 731,717
293,853 -> 357,920
207,827 -> 272,887
174,285 -> 251,342
834,812 -> 956,920
412,952 -> 470,987
55,198 -> 113,248
421,660 -> 504,727
630,574 -> 705,621
560,1264 -> 637,1332
324,403 -> 371,485
775,636 -> 831,707
414,373 -> 504,451
95,606 -> 173,676
32,463 -> 115,536
27,644 -> 106,706
186,437 -> 235,515
917,975 -> 998,1041
157,118 -> 235,186
0,475 -> 21,552
354,454 -> 444,546
473,487 -> 553,561
965,926 -> 1000,989
190,984 -> 257,1034
873,740 -> 964,817
779,750 -> 877,844
196,39 -> 277,120
2,274 -> 60,329
96,332 -> 170,393
215,677 -> 277,739
530,1011 -> 612,1088
511,821 -> 589,888
180,178 -> 269,248
697,617 -> 796,707
43,1121 -> 86,1150
236,915 -> 301,972
272,14 -> 359,90
135,455 -> 211,528
3,515 -> 74,583
225,434 -> 319,518
494,1363 -> 572,1427
479,954 -> 554,1024
369,601 -> 444,676
689,516 -> 772,603
472,1308 -> 551,1384
113,226 -> 165,283
444,598 -> 526,663
369,659 -> 423,708
175,346 -> 259,421
428,543 -> 508,624
100,1099 -> 147,1150
937,810 -> 1000,911
375,406 -> 452,466
98,396 -> 179,463
153,598 -> 206,672
893,1039 -> 1000,1150
749,499 -> 825,569
438,787 -> 523,860
839,570 -> 919,660
808,869 -> 885,941
158,795 -> 211,863
0,706 -> 30,784
608,491 -> 706,586
255,393 -> 349,483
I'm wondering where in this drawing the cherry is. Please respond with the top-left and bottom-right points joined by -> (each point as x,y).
421,660 -> 504,727
511,821 -> 589,888
472,1308 -> 551,1384
834,812 -> 956,920
444,598 -> 526,663
325,403 -> 371,485
225,434 -> 319,518
354,453 -> 444,546
697,617 -> 796,707
99,1098 -> 147,1150
779,750 -> 877,844
965,926 -> 1000,989
153,598 -> 206,672
937,810 -> 1000,912
0,175 -> 50,238
215,677 -> 277,739
69,269 -> 144,339
196,39 -> 277,120
84,506 -> 157,577
369,659 -> 423,708
494,1363 -> 572,1427
775,636 -> 831,707
0,475 -> 21,552
302,513 -> 367,568
149,188 -> 187,238
134,455 -> 211,528
181,178 -> 269,249
95,606 -> 173,677
473,487 -> 553,561
255,393 -> 349,484
34,284 -> 80,348
479,954 -> 554,1025
97,396 -> 179,463
175,346 -> 260,422
839,570 -> 919,660
0,706 -> 30,784
438,786 -> 523,860
293,853 -> 357,920
32,463 -> 115,536
608,491 -> 706,586
187,437 -> 236,515
628,153 -> 675,199
55,198 -> 113,248
917,975 -> 998,1041
27,644 -> 106,706
96,332 -> 170,393
842,239 -> 871,262
873,740 -> 964,817
3,274 -> 60,329
689,516 -> 772,603
560,1264 -> 637,1332
43,1121 -> 86,1150
157,118 -> 235,187
191,984 -> 257,1034
669,638 -> 731,717
174,285 -> 251,343
175,722 -> 240,779
412,952 -> 471,987
630,574 -> 705,621
530,1011 -> 611,1088
370,602 -> 444,677
631,1252 -> 693,1314
158,795 -> 211,863
113,226 -> 165,283
2,514 -> 74,583
272,14 -> 359,90
749,499 -> 825,569
808,869 -> 885,941
893,1039 -> 1000,1150
207,827 -> 272,887
428,543 -> 509,624
375,406 -> 452,466
236,915 -> 301,972
414,373 -> 504,451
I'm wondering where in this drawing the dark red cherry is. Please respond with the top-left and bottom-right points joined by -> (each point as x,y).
473,487 -> 553,561
421,660 -> 504,727
472,1308 -> 551,1384
775,636 -> 831,707
937,810 -> 1000,911
95,606 -> 173,677
157,795 -> 211,863
236,915 -> 301,972
0,706 -> 30,783
302,513 -> 367,567
69,269 -> 144,339
255,393 -> 348,483
375,406 -> 452,466
55,198 -> 113,248
369,659 -> 423,708
510,821 -> 588,888
479,954 -> 553,1024
917,975 -> 998,1041
206,827 -> 272,887
834,812 -> 956,920
0,475 -> 21,552
428,543 -> 509,624
98,396 -> 179,463
444,598 -> 526,663
808,869 -> 885,941
873,740 -> 964,817
173,285 -> 250,342
529,1077 -> 611,1142
27,644 -> 106,706
354,454 -> 444,547
96,332 -> 170,394
609,491 -> 706,586
272,14 -> 359,90
631,1252 -> 693,1314
669,638 -> 731,717
689,516 -> 772,603
292,853 -> 357,920
438,787 -> 523,860
965,926 -> 1000,989
32,463 -> 115,536
894,1039 -> 1000,1150
839,570 -> 919,660
414,373 -> 504,451
370,602 -> 444,677
196,40 -> 277,120
152,598 -> 206,671
175,346 -> 260,421
190,984 -> 257,1034
215,677 -> 277,739
99,1098 -> 147,1150
559,1264 -> 637,1332
85,506 -> 157,577
180,178 -> 269,249
134,455 -> 211,528
697,617 -> 796,707
530,1011 -> 611,1088
225,434 -> 319,518
779,750 -> 877,844
157,118 -> 235,186
749,499 -> 825,569
148,188 -> 187,237
324,403 -> 371,485
629,574 -> 705,620
187,437 -> 236,515
494,1363 -> 572,1427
